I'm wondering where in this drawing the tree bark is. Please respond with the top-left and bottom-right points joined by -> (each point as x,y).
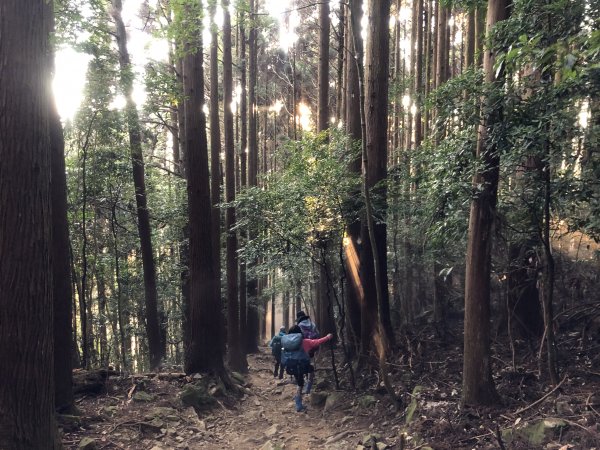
209,0 -> 222,334
0,1 -> 59,446
362,0 -> 395,349
111,0 -> 163,370
462,0 -> 511,406
246,0 -> 260,353
344,0 -> 363,351
318,0 -> 330,133
182,4 -> 226,374
336,0 -> 346,123
49,23 -> 74,411
223,0 -> 247,372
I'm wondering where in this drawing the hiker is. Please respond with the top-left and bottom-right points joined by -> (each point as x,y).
296,310 -> 319,341
281,325 -> 332,412
269,326 -> 286,379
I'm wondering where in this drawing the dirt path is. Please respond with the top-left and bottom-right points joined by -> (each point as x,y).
210,351 -> 358,449
209,354 -> 382,450
63,349 -> 388,450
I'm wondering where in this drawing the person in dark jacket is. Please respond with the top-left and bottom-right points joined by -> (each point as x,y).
269,326 -> 287,379
296,310 -> 318,334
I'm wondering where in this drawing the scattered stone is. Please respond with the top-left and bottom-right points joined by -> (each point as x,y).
358,395 -> 377,409
57,414 -> 84,431
310,392 -> 328,407
102,406 -> 119,416
254,399 -> 262,407
209,384 -> 225,397
231,371 -> 246,385
265,423 -> 279,437
555,397 -> 575,415
324,391 -> 345,412
505,418 -> 569,446
316,380 -> 331,390
141,418 -> 164,432
376,442 -> 389,450
132,391 -> 155,402
146,406 -> 178,420
179,384 -> 215,412
361,433 -> 381,447
260,440 -> 283,450
78,437 -> 97,450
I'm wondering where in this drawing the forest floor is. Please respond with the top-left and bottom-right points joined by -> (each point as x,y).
61,329 -> 600,450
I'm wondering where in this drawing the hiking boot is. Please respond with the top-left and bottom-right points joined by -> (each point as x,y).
294,395 -> 305,412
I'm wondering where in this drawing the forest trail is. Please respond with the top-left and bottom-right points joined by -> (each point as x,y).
63,349 -> 397,450
61,339 -> 600,449
207,351 -> 373,450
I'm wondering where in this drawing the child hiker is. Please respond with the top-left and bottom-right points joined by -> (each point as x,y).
269,326 -> 286,379
281,325 -> 332,412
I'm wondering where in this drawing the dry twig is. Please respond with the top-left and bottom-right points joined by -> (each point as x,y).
514,375 -> 567,415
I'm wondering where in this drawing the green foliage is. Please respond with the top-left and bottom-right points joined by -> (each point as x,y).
233,130 -> 360,294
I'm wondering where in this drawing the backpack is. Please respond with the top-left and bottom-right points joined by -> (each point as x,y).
280,333 -> 311,376
270,335 -> 282,360
281,333 -> 303,351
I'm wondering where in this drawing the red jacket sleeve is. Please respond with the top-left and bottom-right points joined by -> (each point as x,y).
302,334 -> 332,353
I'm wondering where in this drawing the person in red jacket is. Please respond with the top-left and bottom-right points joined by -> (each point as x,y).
285,325 -> 332,411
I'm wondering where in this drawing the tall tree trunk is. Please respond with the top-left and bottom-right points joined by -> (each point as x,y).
49,32 -> 74,411
0,1 -> 59,445
209,0 -> 222,332
111,0 -> 163,370
80,130 -> 90,369
316,0 -> 335,337
318,0 -> 330,133
465,9 -> 476,69
352,0 -> 399,406
97,274 -> 109,366
111,204 -> 128,371
336,0 -> 346,122
344,0 -> 363,351
182,3 -> 226,375
223,0 -> 247,372
540,141 -> 559,384
283,290 -> 290,330
360,0 -> 395,350
246,0 -> 260,353
462,0 -> 511,406
433,1 -> 450,340
239,9 -> 249,357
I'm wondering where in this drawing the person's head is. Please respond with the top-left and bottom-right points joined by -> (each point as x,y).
296,310 -> 309,322
289,325 -> 301,334
279,326 -> 286,333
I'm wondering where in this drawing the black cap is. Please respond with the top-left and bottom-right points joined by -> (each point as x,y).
296,310 -> 306,319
